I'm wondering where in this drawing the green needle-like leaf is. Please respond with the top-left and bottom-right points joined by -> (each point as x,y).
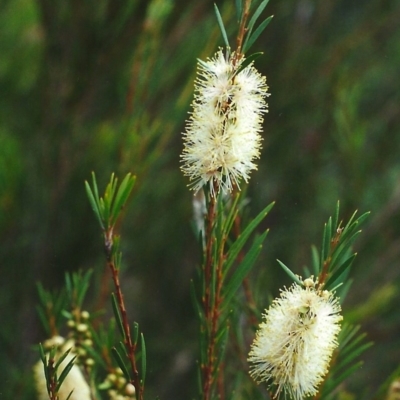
311,245 -> 320,275
190,280 -> 204,321
39,343 -> 46,362
56,355 -> 76,391
225,201 -> 274,273
333,201 -> 340,230
214,327 -> 229,377
111,173 -> 136,226
55,348 -> 72,370
325,254 -> 357,289
236,52 -> 263,74
111,347 -> 131,382
235,0 -> 242,22
214,3 -> 230,48
221,193 -> 240,237
85,181 -> 104,229
141,333 -> 146,385
133,322 -> 140,345
277,259 -> 303,285
243,16 -> 273,53
245,0 -> 270,43
65,390 -> 75,400
223,230 -> 268,306
111,293 -> 126,341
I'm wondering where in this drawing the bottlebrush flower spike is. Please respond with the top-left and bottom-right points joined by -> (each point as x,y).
248,278 -> 342,400
181,49 -> 269,196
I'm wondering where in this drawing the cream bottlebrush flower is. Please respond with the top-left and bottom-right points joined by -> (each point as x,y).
248,279 -> 342,400
33,336 -> 91,400
181,49 -> 269,195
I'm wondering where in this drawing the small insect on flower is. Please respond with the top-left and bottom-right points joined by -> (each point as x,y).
248,278 -> 342,400
181,48 -> 270,196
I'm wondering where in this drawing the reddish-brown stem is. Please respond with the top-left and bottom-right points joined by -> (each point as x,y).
107,258 -> 143,400
202,189 -> 216,400
234,0 -> 252,62
47,357 -> 58,400
202,182 -> 231,400
203,192 -> 216,320
318,228 -> 343,287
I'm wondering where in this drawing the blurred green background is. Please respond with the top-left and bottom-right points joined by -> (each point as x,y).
1,0 -> 400,398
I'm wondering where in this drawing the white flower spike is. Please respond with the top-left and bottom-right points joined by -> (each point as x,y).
181,49 -> 269,196
248,278 -> 342,400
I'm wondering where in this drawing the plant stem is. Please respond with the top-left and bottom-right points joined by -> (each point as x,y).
105,237 -> 143,400
235,0 -> 252,59
47,356 -> 58,400
201,183 -> 232,400
319,228 -> 343,287
202,190 -> 217,400
109,261 -> 142,400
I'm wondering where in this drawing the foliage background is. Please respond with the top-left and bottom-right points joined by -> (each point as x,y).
1,0 -> 400,398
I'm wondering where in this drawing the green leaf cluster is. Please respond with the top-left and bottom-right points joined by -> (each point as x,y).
38,344 -> 76,400
278,202 -> 370,292
321,324 -> 373,398
193,192 -> 274,397
214,0 -> 273,54
85,172 -> 136,233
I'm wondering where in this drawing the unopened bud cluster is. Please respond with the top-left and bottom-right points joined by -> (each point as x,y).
100,368 -> 136,400
66,309 -> 94,370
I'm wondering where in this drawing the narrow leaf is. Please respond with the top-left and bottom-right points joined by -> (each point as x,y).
243,16 -> 273,53
111,293 -> 126,341
236,52 -> 264,74
277,260 -> 303,285
338,335 -> 369,366
343,209 -> 359,230
311,245 -> 320,275
320,223 -> 328,267
325,217 -> 333,255
223,230 -> 268,306
85,181 -> 104,229
111,347 -> 131,382
133,322 -> 140,345
333,201 -> 340,231
225,201 -> 274,273
330,361 -> 364,389
190,280 -> 204,321
141,333 -> 147,385
214,3 -> 230,48
39,343 -> 46,364
235,0 -> 242,22
36,307 -> 50,336
246,0 -> 270,38
214,327 -> 229,377
221,193 -> 240,237
56,356 -> 76,391
111,173 -> 136,226
325,254 -> 357,289
65,390 -> 75,400
55,348 -> 72,370
339,324 -> 361,349
338,342 -> 373,369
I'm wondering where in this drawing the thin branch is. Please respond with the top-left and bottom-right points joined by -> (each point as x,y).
235,0 -> 252,60
105,235 -> 143,400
